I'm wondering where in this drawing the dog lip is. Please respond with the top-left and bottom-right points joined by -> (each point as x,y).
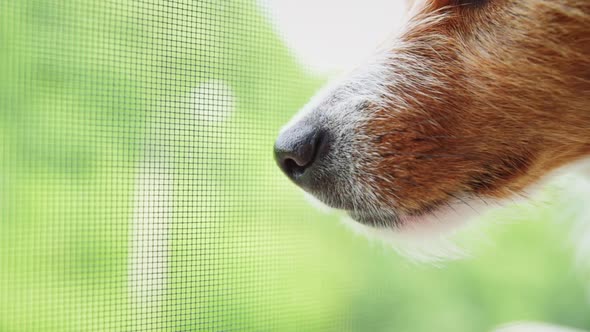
346,196 -> 453,227
346,195 -> 471,229
347,210 -> 400,228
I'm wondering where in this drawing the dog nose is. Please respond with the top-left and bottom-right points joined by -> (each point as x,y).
274,125 -> 326,181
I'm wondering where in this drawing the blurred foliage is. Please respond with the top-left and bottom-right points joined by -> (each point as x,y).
1,0 -> 589,331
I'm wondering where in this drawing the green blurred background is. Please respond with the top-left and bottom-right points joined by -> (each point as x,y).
1,0 -> 589,331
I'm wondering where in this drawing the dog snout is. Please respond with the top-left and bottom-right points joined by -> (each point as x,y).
274,124 -> 328,186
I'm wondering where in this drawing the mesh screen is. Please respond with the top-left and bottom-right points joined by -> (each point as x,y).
2,0 -> 590,331
0,0 -> 356,330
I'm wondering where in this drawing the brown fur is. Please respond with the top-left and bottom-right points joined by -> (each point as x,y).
362,0 -> 590,216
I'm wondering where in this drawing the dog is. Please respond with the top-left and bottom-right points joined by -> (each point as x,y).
274,0 -> 589,330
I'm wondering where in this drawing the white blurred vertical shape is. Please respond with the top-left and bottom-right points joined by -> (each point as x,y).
130,160 -> 171,316
258,0 -> 407,74
129,79 -> 235,317
567,173 -> 590,269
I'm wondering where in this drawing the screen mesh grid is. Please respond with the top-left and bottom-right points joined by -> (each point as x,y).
4,1 -> 590,332
1,0 -> 348,330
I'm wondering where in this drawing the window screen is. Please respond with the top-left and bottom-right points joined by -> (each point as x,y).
2,1 -> 590,331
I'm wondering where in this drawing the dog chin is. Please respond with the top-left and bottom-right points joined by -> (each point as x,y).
305,184 -> 499,236
347,197 -> 496,234
304,189 -> 507,262
341,202 -> 492,263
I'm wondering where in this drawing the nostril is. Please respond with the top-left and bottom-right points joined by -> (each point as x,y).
282,157 -> 307,178
274,126 -> 327,181
275,141 -> 317,179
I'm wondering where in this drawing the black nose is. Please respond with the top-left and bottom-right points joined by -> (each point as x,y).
274,125 -> 326,181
